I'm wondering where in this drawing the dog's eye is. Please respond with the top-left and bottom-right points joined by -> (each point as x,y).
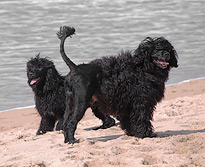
153,50 -> 158,53
39,66 -> 43,70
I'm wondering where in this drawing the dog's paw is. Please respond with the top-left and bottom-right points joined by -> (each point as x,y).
36,130 -> 46,135
64,130 -> 76,144
57,26 -> 75,39
93,117 -> 115,130
64,137 -> 76,144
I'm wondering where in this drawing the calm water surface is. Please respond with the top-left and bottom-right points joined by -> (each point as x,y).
0,0 -> 205,111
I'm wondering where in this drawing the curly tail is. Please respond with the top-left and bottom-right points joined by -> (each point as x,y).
57,26 -> 77,72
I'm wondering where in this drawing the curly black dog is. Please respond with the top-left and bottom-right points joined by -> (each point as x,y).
27,55 -> 65,135
27,54 -> 115,136
57,27 -> 115,143
57,26 -> 178,143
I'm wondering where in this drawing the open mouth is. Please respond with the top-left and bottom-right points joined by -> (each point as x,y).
154,60 -> 169,69
30,77 -> 40,85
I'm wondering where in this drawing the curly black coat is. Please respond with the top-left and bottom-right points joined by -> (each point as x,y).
57,26 -> 178,143
90,37 -> 178,138
27,55 -> 115,136
27,55 -> 65,135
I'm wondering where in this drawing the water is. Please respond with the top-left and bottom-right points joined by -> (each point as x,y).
0,0 -> 205,111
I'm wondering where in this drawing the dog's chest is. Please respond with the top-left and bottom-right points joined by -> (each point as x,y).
35,93 -> 61,115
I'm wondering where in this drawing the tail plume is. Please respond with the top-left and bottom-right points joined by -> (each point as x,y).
57,26 -> 77,72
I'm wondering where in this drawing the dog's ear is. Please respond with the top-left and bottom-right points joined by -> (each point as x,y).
133,37 -> 154,66
43,68 -> 56,92
169,47 -> 178,68
43,57 -> 54,69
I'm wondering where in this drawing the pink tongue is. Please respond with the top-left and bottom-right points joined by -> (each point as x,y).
30,78 -> 40,85
160,61 -> 169,66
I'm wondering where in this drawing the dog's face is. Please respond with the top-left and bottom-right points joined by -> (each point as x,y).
151,37 -> 178,69
135,37 -> 178,69
27,55 -> 54,89
151,49 -> 171,69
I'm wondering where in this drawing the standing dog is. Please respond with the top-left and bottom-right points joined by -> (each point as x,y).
57,27 -> 115,143
57,26 -> 178,143
27,55 -> 65,135
27,55 -> 115,136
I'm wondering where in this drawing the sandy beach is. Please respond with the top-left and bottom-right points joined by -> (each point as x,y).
0,79 -> 205,167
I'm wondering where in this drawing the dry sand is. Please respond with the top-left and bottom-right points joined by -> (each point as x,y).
0,79 -> 205,167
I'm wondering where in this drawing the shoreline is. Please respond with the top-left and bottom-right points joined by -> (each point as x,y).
166,76 -> 205,86
0,105 -> 35,114
1,77 -> 205,113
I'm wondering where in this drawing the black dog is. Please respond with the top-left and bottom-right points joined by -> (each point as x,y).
27,54 -> 115,136
57,27 -> 115,143
57,26 -> 178,143
27,55 -> 65,135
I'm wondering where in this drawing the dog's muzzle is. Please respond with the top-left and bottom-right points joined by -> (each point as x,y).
153,51 -> 170,69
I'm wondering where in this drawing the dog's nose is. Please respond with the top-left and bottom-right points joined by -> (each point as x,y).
164,52 -> 170,61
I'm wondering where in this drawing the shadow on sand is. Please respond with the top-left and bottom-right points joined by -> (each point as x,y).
156,129 -> 205,138
84,124 -> 204,142
87,134 -> 124,142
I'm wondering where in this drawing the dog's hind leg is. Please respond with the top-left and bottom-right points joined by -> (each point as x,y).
63,97 -> 88,144
63,108 -> 76,144
92,108 -> 115,130
63,81 -> 90,144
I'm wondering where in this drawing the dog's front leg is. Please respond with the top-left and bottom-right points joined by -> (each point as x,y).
36,115 -> 56,135
129,106 -> 157,138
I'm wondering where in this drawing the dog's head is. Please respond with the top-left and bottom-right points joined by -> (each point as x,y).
27,54 -> 56,92
134,37 -> 178,69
